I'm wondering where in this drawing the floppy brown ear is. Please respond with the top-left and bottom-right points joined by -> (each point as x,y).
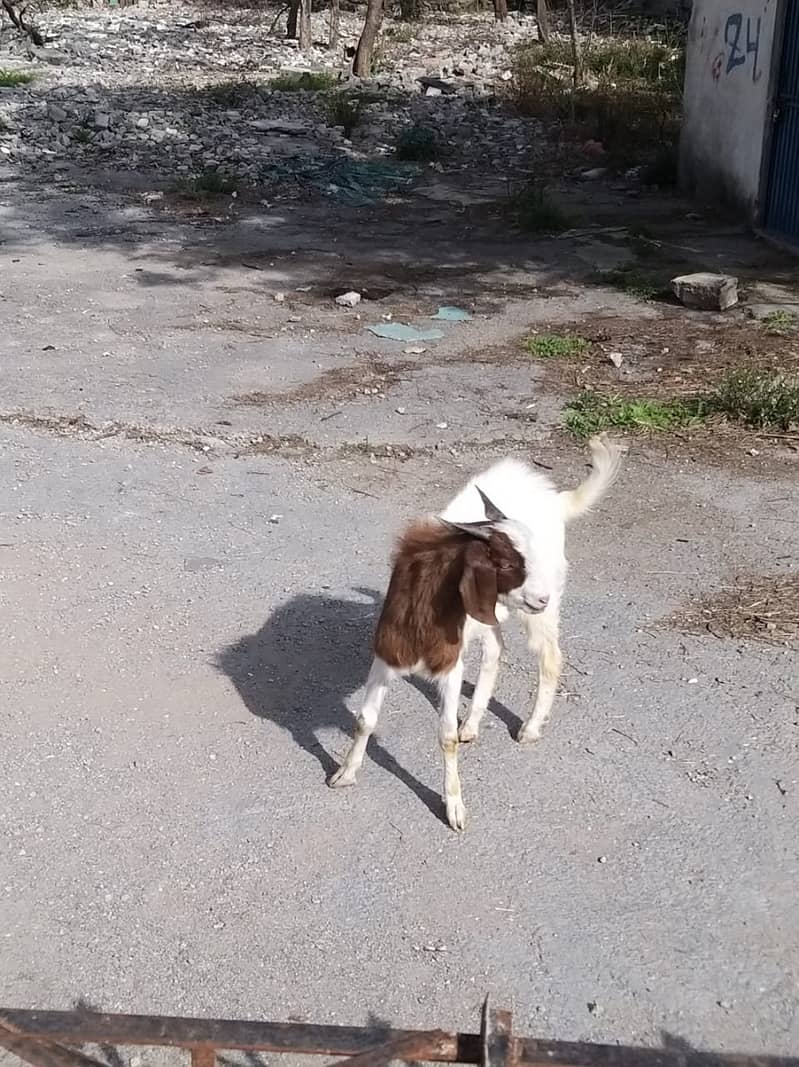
459,542 -> 498,626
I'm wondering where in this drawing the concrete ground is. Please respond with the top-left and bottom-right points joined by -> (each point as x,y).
1,158 -> 798,1061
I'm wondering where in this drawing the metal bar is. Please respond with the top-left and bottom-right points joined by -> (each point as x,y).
516,1039 -> 799,1067
330,1031 -> 450,1067
0,1022 -> 109,1067
0,1011 -> 475,1063
481,999 -> 514,1067
191,1049 -> 218,1067
0,1008 -> 797,1067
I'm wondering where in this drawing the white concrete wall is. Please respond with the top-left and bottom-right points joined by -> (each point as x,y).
680,0 -> 780,218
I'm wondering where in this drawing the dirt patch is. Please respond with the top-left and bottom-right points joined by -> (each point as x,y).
669,573 -> 799,648
234,358 -> 415,405
527,313 -> 799,399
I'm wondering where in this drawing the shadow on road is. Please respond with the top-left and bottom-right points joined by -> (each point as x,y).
217,588 -> 524,827
216,588 -> 447,824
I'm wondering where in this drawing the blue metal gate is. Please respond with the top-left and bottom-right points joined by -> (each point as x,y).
764,1 -> 799,241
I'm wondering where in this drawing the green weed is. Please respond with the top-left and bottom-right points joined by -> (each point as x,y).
708,370 -> 799,430
598,267 -> 665,300
204,80 -> 260,106
761,309 -> 798,335
395,124 -> 438,161
564,391 -> 705,436
508,181 -> 572,233
0,69 -> 34,87
177,169 -> 236,198
524,333 -> 588,358
268,70 -> 338,92
324,91 -> 364,137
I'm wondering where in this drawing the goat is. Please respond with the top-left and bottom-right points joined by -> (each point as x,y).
329,433 -> 623,831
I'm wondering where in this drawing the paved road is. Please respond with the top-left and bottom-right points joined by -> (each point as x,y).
1,180 -> 798,1058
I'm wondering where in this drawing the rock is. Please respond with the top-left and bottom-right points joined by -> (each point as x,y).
671,272 -> 739,311
425,86 -> 442,97
417,75 -> 456,94
249,119 -> 310,135
581,167 -> 607,180
335,291 -> 361,307
48,104 -> 68,122
94,111 -> 111,129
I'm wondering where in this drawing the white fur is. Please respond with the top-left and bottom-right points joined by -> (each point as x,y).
329,434 -> 623,831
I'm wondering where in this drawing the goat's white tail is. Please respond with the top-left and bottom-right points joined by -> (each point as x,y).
559,433 -> 623,522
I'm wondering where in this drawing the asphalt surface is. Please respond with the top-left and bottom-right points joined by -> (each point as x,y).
1,177 -> 798,1059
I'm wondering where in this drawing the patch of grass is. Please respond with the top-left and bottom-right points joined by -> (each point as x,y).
533,36 -> 685,92
268,70 -> 338,92
564,390 -> 705,436
0,69 -> 34,87
508,181 -> 572,233
395,124 -> 438,161
177,168 -> 236,198
524,333 -> 588,358
598,267 -> 665,300
72,125 -> 92,144
761,309 -> 798,335
517,34 -> 684,93
324,91 -> 364,138
204,79 -> 260,106
511,33 -> 683,167
707,370 -> 799,430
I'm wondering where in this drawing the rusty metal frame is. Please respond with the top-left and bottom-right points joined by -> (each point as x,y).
1,999 -> 797,1067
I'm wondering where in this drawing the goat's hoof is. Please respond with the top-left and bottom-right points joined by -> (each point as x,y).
458,722 -> 479,743
446,796 -> 467,831
516,727 -> 542,745
328,767 -> 357,788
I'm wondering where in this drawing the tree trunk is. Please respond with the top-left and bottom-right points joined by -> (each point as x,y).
1,0 -> 43,45
287,0 -> 299,38
536,0 -> 550,43
353,0 -> 384,77
492,0 -> 507,21
398,0 -> 420,20
565,0 -> 583,86
298,0 -> 311,52
328,0 -> 339,49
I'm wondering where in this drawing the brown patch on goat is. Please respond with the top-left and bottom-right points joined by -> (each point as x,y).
374,521 -> 525,676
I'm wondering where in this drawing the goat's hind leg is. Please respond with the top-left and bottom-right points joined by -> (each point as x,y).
517,613 -> 562,744
459,625 -> 503,743
329,657 -> 393,787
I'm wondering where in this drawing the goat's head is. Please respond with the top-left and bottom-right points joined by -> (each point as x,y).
446,488 -> 555,619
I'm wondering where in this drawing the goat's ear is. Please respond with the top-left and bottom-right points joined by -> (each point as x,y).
476,486 -> 507,523
459,543 -> 498,626
444,519 -> 493,541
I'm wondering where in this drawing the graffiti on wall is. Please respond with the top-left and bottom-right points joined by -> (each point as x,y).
712,12 -> 763,82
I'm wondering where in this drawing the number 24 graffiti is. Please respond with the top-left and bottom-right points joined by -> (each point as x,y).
713,12 -> 762,82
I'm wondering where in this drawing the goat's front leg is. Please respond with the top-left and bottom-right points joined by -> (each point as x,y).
517,614 -> 562,744
329,657 -> 392,787
459,625 -> 503,743
438,658 -> 466,830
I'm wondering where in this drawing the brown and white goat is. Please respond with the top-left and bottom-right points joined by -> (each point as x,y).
329,434 -> 623,830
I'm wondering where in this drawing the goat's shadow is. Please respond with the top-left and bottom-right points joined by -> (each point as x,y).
216,589 -> 521,826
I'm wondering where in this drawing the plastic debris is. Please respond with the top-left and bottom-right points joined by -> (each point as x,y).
433,306 -> 471,321
367,323 -> 444,342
